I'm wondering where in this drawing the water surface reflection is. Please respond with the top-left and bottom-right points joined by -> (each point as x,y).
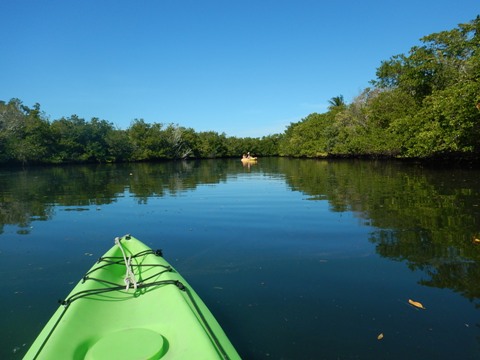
1,158 -> 479,359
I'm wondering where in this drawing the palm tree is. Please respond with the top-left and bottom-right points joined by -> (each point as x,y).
328,95 -> 345,110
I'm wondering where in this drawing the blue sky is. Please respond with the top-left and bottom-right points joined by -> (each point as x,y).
1,1 -> 478,137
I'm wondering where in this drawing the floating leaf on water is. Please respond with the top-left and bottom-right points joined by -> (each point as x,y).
377,333 -> 384,340
408,299 -> 426,309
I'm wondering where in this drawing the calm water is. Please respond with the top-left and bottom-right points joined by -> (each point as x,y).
1,158 -> 480,359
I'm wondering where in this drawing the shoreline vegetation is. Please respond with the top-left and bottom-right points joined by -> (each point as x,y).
1,17 -> 479,166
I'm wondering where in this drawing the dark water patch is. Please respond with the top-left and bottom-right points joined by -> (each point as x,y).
1,159 -> 479,359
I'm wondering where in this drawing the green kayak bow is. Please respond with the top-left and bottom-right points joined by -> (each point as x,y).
24,235 -> 240,360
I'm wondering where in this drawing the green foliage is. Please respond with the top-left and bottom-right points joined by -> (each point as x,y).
49,115 -> 116,163
0,99 -> 52,164
0,103 -> 279,164
258,134 -> 283,156
195,131 -> 228,158
279,113 -> 333,157
83,118 -> 113,162
105,128 -> 133,162
50,116 -> 85,162
402,80 -> 480,157
280,16 -> 480,160
127,119 -> 164,161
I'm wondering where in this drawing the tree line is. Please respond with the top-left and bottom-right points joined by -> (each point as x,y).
1,16 -> 479,165
0,99 -> 282,164
279,16 -> 480,160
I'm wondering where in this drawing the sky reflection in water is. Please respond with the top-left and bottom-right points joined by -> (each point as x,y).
1,158 -> 479,359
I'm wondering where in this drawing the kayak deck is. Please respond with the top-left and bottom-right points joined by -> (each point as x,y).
24,235 -> 240,360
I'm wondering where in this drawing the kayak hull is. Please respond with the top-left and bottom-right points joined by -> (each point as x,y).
24,235 -> 240,360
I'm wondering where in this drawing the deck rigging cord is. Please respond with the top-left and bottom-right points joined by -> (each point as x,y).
115,236 -> 138,290
43,235 -> 232,360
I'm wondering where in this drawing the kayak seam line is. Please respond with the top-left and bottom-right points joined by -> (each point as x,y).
183,286 -> 231,360
32,303 -> 68,360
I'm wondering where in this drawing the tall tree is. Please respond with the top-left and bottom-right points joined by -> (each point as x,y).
0,99 -> 52,164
